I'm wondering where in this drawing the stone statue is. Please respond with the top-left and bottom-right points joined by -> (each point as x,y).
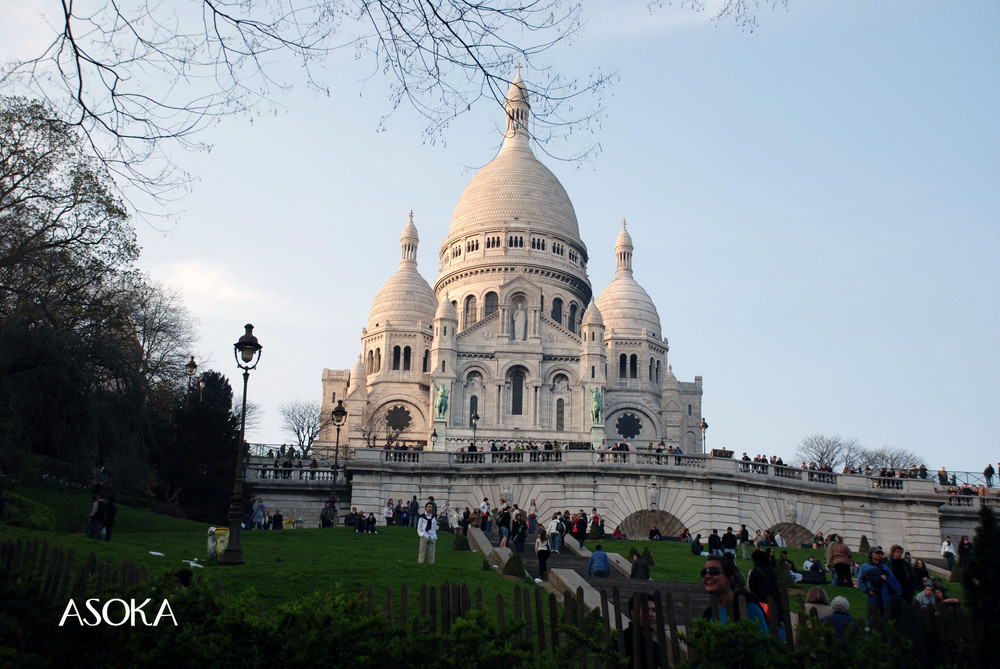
434,383 -> 449,419
648,479 -> 659,509
590,387 -> 603,424
512,304 -> 526,340
784,500 -> 796,524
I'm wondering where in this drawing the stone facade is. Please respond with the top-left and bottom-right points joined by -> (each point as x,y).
343,450 -> 944,558
318,73 -> 702,454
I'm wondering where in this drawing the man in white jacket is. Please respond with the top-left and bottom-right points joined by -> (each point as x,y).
417,502 -> 438,564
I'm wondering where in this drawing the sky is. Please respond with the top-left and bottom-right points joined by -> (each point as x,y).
4,1 -> 999,473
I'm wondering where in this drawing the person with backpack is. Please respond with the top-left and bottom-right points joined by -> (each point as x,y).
700,555 -> 768,633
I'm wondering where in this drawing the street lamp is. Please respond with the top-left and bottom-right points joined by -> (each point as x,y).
221,324 -> 262,565
470,410 -> 480,450
430,428 -> 438,450
185,356 -> 198,407
699,417 -> 709,452
331,399 -> 348,474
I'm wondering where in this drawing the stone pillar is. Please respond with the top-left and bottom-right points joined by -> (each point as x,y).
591,424 -> 605,450
433,418 -> 448,452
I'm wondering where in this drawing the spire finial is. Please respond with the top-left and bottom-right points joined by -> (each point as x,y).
515,62 -> 522,76
622,218 -> 627,230
409,210 -> 414,223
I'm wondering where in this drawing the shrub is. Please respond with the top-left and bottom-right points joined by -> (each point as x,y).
641,547 -> 655,566
1,491 -> 57,530
629,546 -> 640,560
502,551 -> 525,577
858,534 -> 870,555
452,532 -> 471,551
587,520 -> 602,539
481,559 -> 492,571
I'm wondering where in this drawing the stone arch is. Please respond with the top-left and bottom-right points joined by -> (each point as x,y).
620,509 -> 686,541
768,522 -> 815,548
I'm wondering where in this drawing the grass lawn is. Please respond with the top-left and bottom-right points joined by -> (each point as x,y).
3,485 -> 540,615
4,483 -> 962,619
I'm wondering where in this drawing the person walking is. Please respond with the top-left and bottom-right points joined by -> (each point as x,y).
251,498 -> 266,530
535,529 -> 551,580
416,502 -> 438,564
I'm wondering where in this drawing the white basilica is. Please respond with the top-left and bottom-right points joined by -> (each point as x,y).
320,74 -> 704,454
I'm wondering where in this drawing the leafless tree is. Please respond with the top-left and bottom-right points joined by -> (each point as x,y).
280,399 -> 325,455
2,1 -> 617,200
359,402 -> 387,449
794,434 -> 860,470
861,445 -> 923,472
233,400 -> 263,435
651,0 -> 789,34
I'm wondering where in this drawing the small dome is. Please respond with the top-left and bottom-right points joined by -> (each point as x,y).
349,355 -> 367,393
582,298 -> 604,327
367,215 -> 437,330
595,220 -> 661,336
596,277 -> 661,336
435,292 -> 457,321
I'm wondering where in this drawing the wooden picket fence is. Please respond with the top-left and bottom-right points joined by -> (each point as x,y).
0,537 -> 148,602
1,536 -> 973,667
351,579 -> 975,668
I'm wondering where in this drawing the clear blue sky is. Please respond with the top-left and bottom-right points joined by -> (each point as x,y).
5,1 -> 999,472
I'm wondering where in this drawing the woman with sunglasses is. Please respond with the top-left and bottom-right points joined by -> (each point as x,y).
700,555 -> 769,632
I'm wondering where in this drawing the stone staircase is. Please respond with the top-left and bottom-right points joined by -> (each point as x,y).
472,526 -> 709,624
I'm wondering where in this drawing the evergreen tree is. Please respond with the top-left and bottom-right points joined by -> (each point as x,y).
150,370 -> 240,522
964,504 -> 1000,666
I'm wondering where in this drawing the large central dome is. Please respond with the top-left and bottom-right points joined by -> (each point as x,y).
448,142 -> 581,241
446,74 -> 582,245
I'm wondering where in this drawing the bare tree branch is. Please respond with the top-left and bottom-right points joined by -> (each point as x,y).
279,399 -> 324,454
2,1 -> 615,201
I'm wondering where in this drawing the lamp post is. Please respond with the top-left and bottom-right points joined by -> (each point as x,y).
185,356 -> 198,407
331,399 -> 348,475
470,410 -> 479,451
221,324 -> 261,565
699,417 -> 709,452
430,428 -> 438,450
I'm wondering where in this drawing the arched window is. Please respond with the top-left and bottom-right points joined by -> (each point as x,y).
511,372 -> 524,415
374,348 -> 381,372
484,292 -> 499,316
551,298 -> 563,325
591,365 -> 595,379
392,346 -> 401,370
469,395 -> 479,425
366,350 -> 374,374
422,349 -> 430,373
688,404 -> 692,416
403,346 -> 411,371
649,357 -> 654,381
619,354 -> 627,378
464,295 -> 477,328
556,399 -> 565,431
630,354 -> 638,379
656,360 -> 661,384
568,303 -> 578,333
